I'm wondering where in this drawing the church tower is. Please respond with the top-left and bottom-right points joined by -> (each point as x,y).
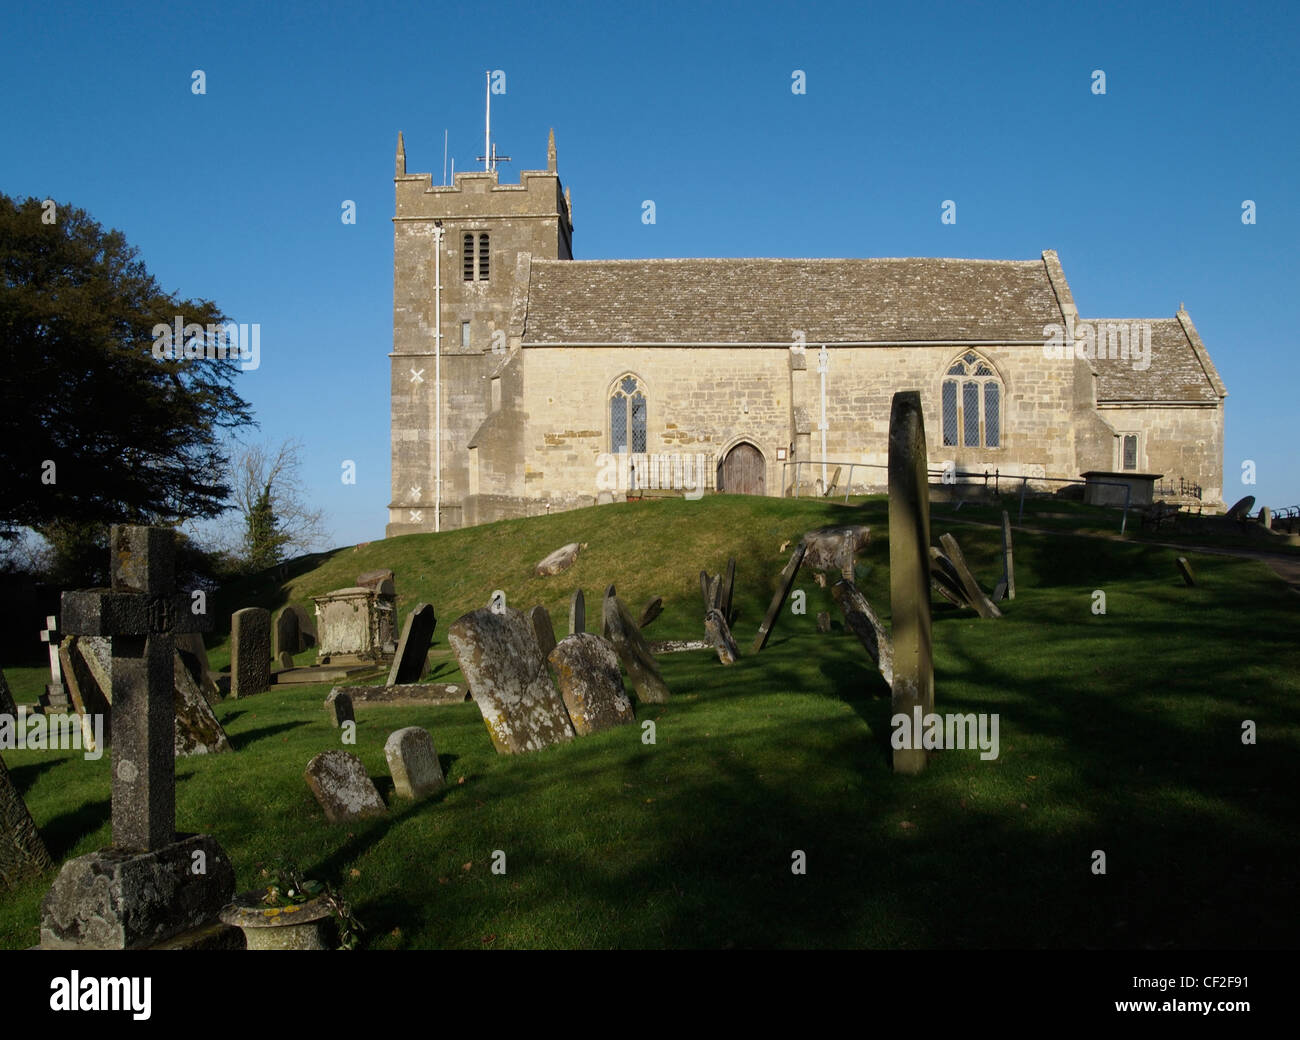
388,129 -> 573,535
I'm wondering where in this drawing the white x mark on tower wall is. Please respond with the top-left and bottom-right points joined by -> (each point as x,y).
409,368 -> 425,384
409,509 -> 424,522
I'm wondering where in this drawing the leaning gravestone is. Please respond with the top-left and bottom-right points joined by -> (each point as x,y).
751,543 -> 808,653
832,580 -> 894,687
704,608 -> 739,665
230,607 -> 272,698
929,547 -> 971,608
1,751 -> 53,890
569,588 -> 586,635
1001,511 -> 1016,600
602,590 -> 672,704
448,606 -> 575,754
385,727 -> 444,800
175,632 -> 220,704
802,526 -> 870,579
387,603 -> 437,686
938,534 -> 1002,619
324,689 -> 355,728
0,667 -> 17,720
1176,557 -> 1197,587
171,651 -> 231,756
43,525 -> 235,949
58,640 -> 109,751
816,611 -> 831,633
528,605 -> 558,659
638,596 -> 664,629
304,751 -> 386,824
887,391 -> 934,775
535,543 -> 583,576
547,634 -> 635,735
718,558 -> 737,623
1225,495 -> 1254,520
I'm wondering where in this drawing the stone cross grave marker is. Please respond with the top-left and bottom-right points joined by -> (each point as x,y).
569,588 -> 586,636
387,603 -> 437,686
751,543 -> 807,653
39,616 -> 70,710
887,391 -> 933,775
60,526 -> 211,851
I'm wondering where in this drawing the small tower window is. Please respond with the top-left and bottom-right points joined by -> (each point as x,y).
462,234 -> 474,281
478,233 -> 490,281
461,321 -> 470,349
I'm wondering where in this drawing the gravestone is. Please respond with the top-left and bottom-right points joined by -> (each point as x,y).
171,651 -> 231,756
802,526 -> 870,579
887,391 -> 933,775
277,650 -> 295,670
356,569 -> 395,595
230,607 -> 271,697
175,632 -> 220,704
929,548 -> 970,608
1259,506 -> 1273,529
42,525 -> 235,949
331,683 -> 469,706
387,603 -> 437,686
1225,496 -> 1254,520
58,640 -> 109,751
528,605 -> 558,659
816,611 -> 831,633
1001,511 -> 1016,600
1,751 -> 53,890
290,604 -> 318,648
313,586 -> 396,662
304,751 -> 386,824
385,727 -> 444,800
699,571 -> 718,612
824,465 -> 842,496
548,635 -> 634,735
938,534 -> 1003,619
569,588 -> 586,635
0,668 -> 16,720
1176,557 -> 1196,587
325,689 -> 355,728
832,580 -> 894,687
704,609 -> 739,665
448,605 -> 576,754
751,543 -> 807,653
602,590 -> 672,704
38,616 -> 70,711
535,543 -> 582,576
719,558 -> 737,623
273,607 -> 300,659
638,596 -> 664,629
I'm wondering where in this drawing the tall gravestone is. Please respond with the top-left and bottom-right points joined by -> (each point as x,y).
751,544 -> 807,653
602,589 -> 671,704
230,607 -> 271,697
887,392 -> 933,775
387,603 -> 437,686
42,525 -> 235,948
569,589 -> 586,636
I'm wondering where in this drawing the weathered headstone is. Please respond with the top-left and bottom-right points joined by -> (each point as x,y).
171,651 -> 231,756
0,668 -> 16,720
704,608 -> 739,665
699,571 -> 716,612
273,606 -> 301,658
1,751 -> 53,890
1176,556 -> 1196,587
535,543 -> 582,576
448,606 -> 576,754
58,639 -> 109,751
230,607 -> 272,697
638,596 -> 664,629
816,611 -> 831,633
929,548 -> 970,608
719,558 -> 736,623
528,605 -> 558,659
175,632 -> 220,704
387,603 -> 437,686
43,525 -> 235,949
832,580 -> 894,687
569,588 -> 586,635
887,391 -> 933,775
1259,506 -> 1273,529
356,569 -> 395,594
751,543 -> 807,653
802,526 -> 869,579
1001,510 -> 1016,600
290,604 -> 318,648
304,751 -> 386,823
277,650 -> 295,670
602,591 -> 672,704
385,727 -> 444,800
1225,496 -> 1254,520
824,465 -> 842,497
324,689 -> 355,728
331,683 -> 469,706
39,616 -> 70,710
938,534 -> 1003,619
547,635 -> 635,735
313,586 -> 395,662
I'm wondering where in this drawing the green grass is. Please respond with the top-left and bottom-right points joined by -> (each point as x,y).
3,495 -> 1298,949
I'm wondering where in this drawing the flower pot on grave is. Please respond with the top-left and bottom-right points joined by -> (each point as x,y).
219,891 -> 337,950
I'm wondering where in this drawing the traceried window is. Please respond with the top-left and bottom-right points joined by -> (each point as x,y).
463,232 -> 490,281
610,374 -> 647,454
941,351 -> 1002,448
1121,434 -> 1139,471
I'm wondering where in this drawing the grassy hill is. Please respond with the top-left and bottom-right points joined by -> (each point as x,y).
3,495 -> 1298,949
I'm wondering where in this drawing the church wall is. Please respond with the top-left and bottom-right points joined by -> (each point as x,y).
1095,404 -> 1225,507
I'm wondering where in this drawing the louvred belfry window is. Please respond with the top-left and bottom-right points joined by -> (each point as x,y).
941,351 -> 1002,448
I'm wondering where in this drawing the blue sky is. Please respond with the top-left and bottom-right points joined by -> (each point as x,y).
2,0 -> 1295,547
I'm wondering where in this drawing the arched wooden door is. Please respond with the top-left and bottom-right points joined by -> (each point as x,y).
718,443 -> 766,495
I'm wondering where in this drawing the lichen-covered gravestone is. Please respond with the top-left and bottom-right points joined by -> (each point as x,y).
448,605 -> 575,754
230,607 -> 271,697
832,579 -> 894,687
304,751 -> 386,823
171,651 -> 231,756
547,634 -> 635,735
704,609 -> 739,665
324,689 -> 354,728
387,603 -> 437,686
602,589 -> 671,704
887,391 -> 934,775
384,727 -> 444,799
1,751 -> 53,890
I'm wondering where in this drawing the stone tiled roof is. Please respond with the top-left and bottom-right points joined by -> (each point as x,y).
522,257 -> 1065,343
1089,317 -> 1222,403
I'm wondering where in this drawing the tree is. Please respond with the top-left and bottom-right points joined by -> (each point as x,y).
224,440 -> 326,571
0,194 -> 253,548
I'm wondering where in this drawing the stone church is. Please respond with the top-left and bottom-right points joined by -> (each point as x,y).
388,130 -> 1226,535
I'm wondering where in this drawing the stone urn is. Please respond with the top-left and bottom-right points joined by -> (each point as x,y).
220,891 -> 337,950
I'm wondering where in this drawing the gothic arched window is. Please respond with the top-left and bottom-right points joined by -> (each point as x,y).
610,374 -> 647,454
941,352 -> 1001,448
